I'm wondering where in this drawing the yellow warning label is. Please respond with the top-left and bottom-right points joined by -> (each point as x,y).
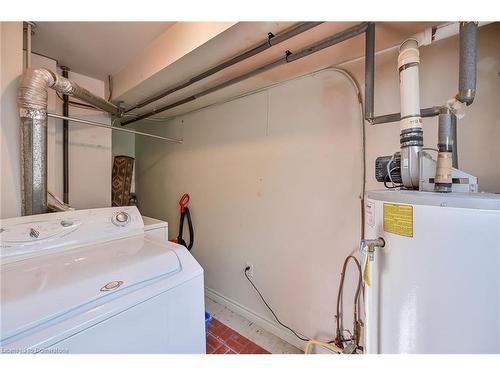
383,203 -> 413,237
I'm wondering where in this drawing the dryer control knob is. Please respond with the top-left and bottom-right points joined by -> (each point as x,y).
112,212 -> 130,226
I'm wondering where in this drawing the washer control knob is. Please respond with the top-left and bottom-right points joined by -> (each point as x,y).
112,212 -> 130,226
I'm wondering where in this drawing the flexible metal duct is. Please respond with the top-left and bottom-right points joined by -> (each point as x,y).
18,67 -> 120,215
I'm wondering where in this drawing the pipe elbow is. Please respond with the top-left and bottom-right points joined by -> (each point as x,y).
455,90 -> 476,106
18,68 -> 56,118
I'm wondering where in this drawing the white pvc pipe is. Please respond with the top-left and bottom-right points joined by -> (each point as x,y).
398,39 -> 422,130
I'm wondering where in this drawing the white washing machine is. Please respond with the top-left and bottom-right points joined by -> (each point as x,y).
0,206 -> 205,354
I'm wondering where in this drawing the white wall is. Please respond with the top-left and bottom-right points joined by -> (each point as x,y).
135,23 -> 500,348
0,22 -> 112,217
1,22 -> 23,219
65,71 -> 111,209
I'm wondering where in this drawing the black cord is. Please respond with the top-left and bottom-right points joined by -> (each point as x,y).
244,268 -> 309,342
108,75 -> 113,101
178,207 -> 194,251
384,167 -> 403,189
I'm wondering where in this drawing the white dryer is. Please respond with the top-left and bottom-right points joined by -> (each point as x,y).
0,207 -> 205,354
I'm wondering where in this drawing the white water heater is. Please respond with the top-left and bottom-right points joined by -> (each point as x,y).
363,190 -> 500,354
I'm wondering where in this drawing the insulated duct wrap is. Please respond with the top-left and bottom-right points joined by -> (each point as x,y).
456,22 -> 478,105
51,74 -> 120,115
18,67 -> 120,215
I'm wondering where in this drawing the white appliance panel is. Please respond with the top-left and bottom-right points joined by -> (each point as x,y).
1,207 -> 204,354
364,190 -> 500,354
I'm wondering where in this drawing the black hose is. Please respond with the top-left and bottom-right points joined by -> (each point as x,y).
178,207 -> 194,250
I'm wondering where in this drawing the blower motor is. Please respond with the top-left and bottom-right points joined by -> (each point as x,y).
375,152 -> 402,185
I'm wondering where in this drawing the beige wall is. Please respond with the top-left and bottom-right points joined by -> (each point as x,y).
135,23 -> 500,348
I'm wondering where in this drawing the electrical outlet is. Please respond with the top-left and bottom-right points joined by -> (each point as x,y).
245,263 -> 254,278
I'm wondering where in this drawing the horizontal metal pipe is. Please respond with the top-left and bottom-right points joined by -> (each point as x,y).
370,106 -> 441,125
48,113 -> 183,143
286,22 -> 369,63
122,22 -> 369,126
126,22 -> 323,112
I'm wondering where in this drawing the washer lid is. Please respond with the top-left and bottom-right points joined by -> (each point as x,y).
1,235 -> 181,342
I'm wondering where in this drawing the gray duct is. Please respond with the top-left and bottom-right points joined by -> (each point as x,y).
456,22 -> 478,105
434,22 -> 478,192
18,67 -> 120,215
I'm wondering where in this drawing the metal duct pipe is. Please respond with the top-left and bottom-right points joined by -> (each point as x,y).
122,22 -> 369,126
125,22 -> 323,113
456,22 -> 478,105
18,67 -> 120,215
398,39 -> 423,189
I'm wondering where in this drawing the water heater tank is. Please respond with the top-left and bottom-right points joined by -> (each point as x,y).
363,190 -> 500,353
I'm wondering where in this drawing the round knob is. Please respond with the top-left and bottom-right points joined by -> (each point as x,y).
112,212 -> 130,226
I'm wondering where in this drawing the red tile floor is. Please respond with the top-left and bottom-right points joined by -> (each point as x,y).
206,318 -> 270,354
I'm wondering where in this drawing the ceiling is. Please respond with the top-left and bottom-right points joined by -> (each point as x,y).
114,22 -> 438,126
31,22 -> 175,80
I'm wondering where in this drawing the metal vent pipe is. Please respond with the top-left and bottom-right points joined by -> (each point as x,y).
434,22 -> 478,192
456,22 -> 478,105
18,67 -> 120,215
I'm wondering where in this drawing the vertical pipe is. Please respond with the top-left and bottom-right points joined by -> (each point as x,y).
61,67 -> 70,204
435,107 -> 454,192
18,69 -> 53,215
19,67 -> 119,215
365,22 -> 375,121
398,39 -> 423,189
25,22 -> 32,69
451,113 -> 458,169
456,22 -> 478,105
